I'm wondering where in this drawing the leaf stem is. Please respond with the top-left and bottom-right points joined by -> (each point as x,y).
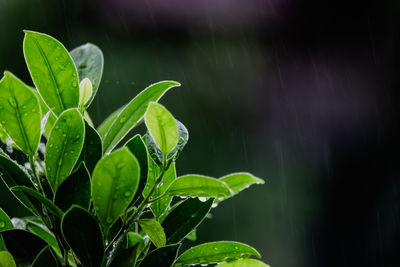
29,155 -> 44,195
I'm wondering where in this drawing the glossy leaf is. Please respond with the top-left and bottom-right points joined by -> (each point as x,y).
45,108 -> 85,192
61,206 -> 104,267
79,78 -> 93,107
0,208 -> 13,232
54,163 -> 91,211
0,71 -> 41,155
217,259 -> 269,267
125,134 -> 148,203
102,81 -> 180,153
33,89 -> 56,137
166,175 -> 232,198
10,186 -> 64,218
25,220 -> 58,248
174,241 -> 261,266
91,147 -> 140,228
139,219 -> 166,248
1,229 -> 47,263
138,244 -> 180,267
76,121 -> 102,174
162,198 -> 213,244
70,43 -> 103,107
97,105 -> 124,138
0,251 -> 17,267
23,30 -> 79,116
220,172 -> 264,198
32,246 -> 60,267
127,232 -> 145,251
143,132 -> 163,165
167,119 -> 189,161
145,102 -> 179,156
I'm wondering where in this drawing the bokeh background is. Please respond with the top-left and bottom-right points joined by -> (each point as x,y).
1,0 -> 400,266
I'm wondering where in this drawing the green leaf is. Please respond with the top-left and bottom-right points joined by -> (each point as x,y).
54,163 -> 91,211
10,186 -> 64,218
174,241 -> 261,266
32,246 -> 60,267
0,71 -> 41,155
139,219 -> 166,248
0,251 -> 17,267
0,155 -> 41,215
186,230 -> 197,241
127,232 -> 145,251
1,229 -> 47,263
97,106 -> 124,138
61,206 -> 104,267
143,132 -> 163,165
166,175 -> 232,199
79,78 -> 93,107
138,244 -> 180,267
102,81 -> 180,153
167,119 -> 189,161
125,135 -> 148,203
145,102 -> 179,156
23,30 -> 79,116
25,220 -> 58,248
76,121 -> 102,174
217,259 -> 269,267
110,243 -> 138,267
143,160 -> 176,220
45,108 -> 85,192
0,208 -> 13,232
219,172 -> 264,199
33,88 -> 57,137
70,43 -> 104,108
91,147 -> 140,228
0,235 -> 6,251
162,198 -> 213,244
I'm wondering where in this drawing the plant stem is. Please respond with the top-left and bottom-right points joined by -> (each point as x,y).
29,155 -> 44,195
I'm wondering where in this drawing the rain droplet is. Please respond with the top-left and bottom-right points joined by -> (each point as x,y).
198,197 -> 207,202
49,144 -> 53,148
31,108 -> 36,112
0,221 -> 5,228
24,113 -> 28,116
72,81 -> 77,87
106,217 -> 113,224
1,121 -> 5,124
119,117 -> 126,123
124,191 -> 130,197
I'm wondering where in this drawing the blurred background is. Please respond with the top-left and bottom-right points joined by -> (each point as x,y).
1,0 -> 400,266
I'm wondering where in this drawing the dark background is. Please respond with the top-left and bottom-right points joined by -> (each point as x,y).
1,0 -> 400,266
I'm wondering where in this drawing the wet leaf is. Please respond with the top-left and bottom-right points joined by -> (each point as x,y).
0,208 -> 13,232
110,243 -> 139,267
0,72 -> 41,155
0,251 -> 16,267
167,119 -> 189,161
25,220 -> 58,248
219,172 -> 264,199
23,30 -> 79,116
138,244 -> 180,267
143,132 -> 163,165
217,259 -> 269,267
139,219 -> 166,248
76,121 -> 102,174
45,108 -> 85,192
32,246 -> 60,267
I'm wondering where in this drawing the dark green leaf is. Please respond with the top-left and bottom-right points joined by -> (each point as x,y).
70,43 -> 103,108
139,219 -> 166,248
1,229 -> 47,263
32,246 -> 60,267
25,220 -> 58,248
0,251 -> 16,267
162,198 -> 213,244
23,30 -> 79,116
167,120 -> 188,161
110,243 -> 138,267
55,163 -> 91,211
138,244 -> 180,267
61,206 -> 104,267
217,259 -> 269,267
76,121 -> 102,174
174,241 -> 261,266
0,208 -> 13,232
102,81 -> 180,153
45,108 -> 85,192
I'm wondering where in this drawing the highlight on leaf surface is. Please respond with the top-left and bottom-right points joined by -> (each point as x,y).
79,78 -> 93,108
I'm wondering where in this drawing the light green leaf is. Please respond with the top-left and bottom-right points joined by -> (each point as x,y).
0,71 -> 41,155
145,102 -> 178,156
0,251 -> 17,267
91,147 -> 140,228
167,119 -> 189,161
127,232 -> 145,251
45,108 -> 85,192
0,208 -> 13,232
70,43 -> 104,108
217,259 -> 269,267
139,219 -> 166,248
174,241 -> 261,266
102,81 -> 180,153
79,78 -> 93,107
219,172 -> 264,200
166,175 -> 232,198
23,30 -> 79,116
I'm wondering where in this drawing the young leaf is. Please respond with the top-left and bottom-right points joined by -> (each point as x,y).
220,172 -> 265,198
166,175 -> 232,198
45,108 -> 85,192
32,246 -> 60,267
0,208 -> 13,232
23,30 -> 79,116
162,198 -> 213,244
54,163 -> 91,211
167,119 -> 189,161
91,147 -> 140,228
10,186 -> 64,218
76,121 -> 102,174
174,241 -> 261,266
0,251 -> 17,267
97,105 -> 124,138
0,72 -> 41,156
125,134 -> 148,203
145,102 -> 179,156
79,78 -> 93,108
61,206 -> 104,267
217,259 -> 269,267
1,229 -> 47,263
102,81 -> 180,153
138,244 -> 181,267
139,219 -> 166,248
70,43 -> 104,107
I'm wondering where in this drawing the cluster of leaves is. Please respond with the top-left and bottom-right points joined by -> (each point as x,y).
0,31 -> 268,267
